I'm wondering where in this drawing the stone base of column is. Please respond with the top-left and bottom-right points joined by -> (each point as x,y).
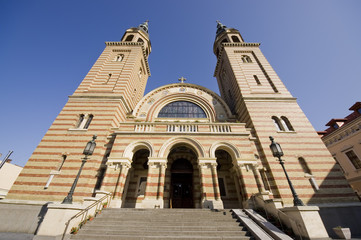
281,206 -> 329,240
202,199 -> 224,209
141,198 -> 164,209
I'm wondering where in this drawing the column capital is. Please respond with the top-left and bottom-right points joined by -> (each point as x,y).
198,157 -> 217,166
107,158 -> 132,168
147,158 -> 167,167
237,160 -> 258,168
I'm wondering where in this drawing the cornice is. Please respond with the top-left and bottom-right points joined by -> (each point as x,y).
322,116 -> 361,147
105,41 -> 151,76
242,97 -> 297,102
223,42 -> 260,47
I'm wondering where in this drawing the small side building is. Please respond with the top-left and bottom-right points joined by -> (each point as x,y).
318,102 -> 361,199
0,160 -> 23,199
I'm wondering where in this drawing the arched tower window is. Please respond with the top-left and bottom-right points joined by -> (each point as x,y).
158,101 -> 207,118
299,157 -> 319,191
114,54 -> 123,62
280,116 -> 294,131
84,114 -> 93,129
76,114 -> 85,128
241,55 -> 252,63
137,38 -> 144,43
221,38 -> 229,43
272,116 -> 284,131
298,157 -> 312,175
125,35 -> 134,41
231,36 -> 240,42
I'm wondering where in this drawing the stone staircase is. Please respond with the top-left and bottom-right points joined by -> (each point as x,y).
71,208 -> 254,240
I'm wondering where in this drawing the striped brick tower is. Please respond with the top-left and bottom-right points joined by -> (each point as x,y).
213,21 -> 357,205
6,22 -> 151,203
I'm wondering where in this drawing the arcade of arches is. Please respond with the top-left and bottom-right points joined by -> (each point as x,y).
102,141 -> 265,209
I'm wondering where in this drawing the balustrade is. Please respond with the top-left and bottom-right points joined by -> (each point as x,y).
132,123 -> 234,133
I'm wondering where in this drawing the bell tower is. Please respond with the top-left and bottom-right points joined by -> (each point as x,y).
214,21 -> 356,204
6,22 -> 152,202
73,21 -> 151,111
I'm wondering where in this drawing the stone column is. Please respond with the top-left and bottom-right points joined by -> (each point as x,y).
210,163 -> 221,200
198,158 -> 223,209
100,158 -> 131,208
230,168 -> 243,207
199,162 -> 206,203
143,158 -> 167,208
251,163 -> 266,193
112,163 -> 130,206
157,162 -> 167,200
236,162 -> 259,208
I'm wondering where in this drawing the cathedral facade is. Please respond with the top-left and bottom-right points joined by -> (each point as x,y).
6,22 -> 358,209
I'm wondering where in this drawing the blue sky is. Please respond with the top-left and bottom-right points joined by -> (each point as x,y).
1,0 -> 361,166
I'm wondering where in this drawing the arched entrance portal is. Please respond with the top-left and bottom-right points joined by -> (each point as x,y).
165,145 -> 201,208
171,159 -> 193,208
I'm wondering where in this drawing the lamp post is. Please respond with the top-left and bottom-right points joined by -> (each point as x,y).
269,136 -> 304,206
62,135 -> 97,204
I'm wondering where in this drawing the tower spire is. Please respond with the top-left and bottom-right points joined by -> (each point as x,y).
216,20 -> 228,37
138,20 -> 149,34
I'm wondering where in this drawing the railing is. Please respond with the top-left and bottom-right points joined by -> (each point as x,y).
132,122 -> 235,133
210,124 -> 231,133
135,124 -> 154,132
251,194 -> 303,240
61,193 -> 112,240
167,124 -> 198,132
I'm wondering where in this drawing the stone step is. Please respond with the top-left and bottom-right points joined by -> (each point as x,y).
71,209 -> 252,240
74,229 -> 249,237
86,220 -> 241,228
103,208 -> 216,212
72,234 -> 252,240
100,211 -> 232,217
83,223 -> 244,231
100,209 -> 231,215
99,216 -> 236,222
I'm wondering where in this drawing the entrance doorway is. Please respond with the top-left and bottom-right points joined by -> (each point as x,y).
171,158 -> 193,208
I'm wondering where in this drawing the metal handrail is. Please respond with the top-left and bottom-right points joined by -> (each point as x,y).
61,193 -> 112,240
252,193 -> 304,240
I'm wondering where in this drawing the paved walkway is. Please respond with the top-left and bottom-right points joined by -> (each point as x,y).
0,233 -> 34,240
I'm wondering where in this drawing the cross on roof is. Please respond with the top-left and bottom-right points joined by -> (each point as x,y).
178,77 -> 186,83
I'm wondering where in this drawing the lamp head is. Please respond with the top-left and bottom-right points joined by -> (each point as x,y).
83,135 -> 97,156
269,136 -> 284,158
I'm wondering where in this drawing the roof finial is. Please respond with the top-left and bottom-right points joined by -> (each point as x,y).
178,76 -> 186,84
216,20 -> 228,37
138,20 -> 149,34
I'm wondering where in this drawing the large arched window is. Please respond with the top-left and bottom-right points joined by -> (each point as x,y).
158,101 -> 207,118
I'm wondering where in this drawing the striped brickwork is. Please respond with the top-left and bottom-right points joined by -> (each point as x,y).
107,123 -> 261,208
7,27 -> 151,203
6,98 -> 121,202
214,29 -> 358,205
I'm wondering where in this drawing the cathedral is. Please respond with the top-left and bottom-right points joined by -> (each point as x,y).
6,21 -> 358,210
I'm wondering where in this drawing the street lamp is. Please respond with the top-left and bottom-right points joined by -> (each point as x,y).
269,136 -> 304,206
62,135 -> 97,204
